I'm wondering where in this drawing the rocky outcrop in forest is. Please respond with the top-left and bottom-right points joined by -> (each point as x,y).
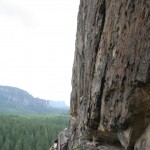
51,0 -> 150,149
0,86 -> 68,114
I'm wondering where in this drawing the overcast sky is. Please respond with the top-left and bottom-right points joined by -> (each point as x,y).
0,0 -> 80,105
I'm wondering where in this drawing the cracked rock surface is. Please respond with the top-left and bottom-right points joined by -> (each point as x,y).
50,0 -> 150,150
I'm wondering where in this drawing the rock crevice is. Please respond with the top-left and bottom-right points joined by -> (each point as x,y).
50,0 -> 150,149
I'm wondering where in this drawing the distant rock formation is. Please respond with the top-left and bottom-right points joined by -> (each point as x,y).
51,0 -> 150,149
0,85 -> 69,114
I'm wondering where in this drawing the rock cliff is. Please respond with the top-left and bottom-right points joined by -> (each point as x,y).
51,0 -> 150,149
0,86 -> 69,114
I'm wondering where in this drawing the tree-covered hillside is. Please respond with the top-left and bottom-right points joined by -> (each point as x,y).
0,114 -> 69,150
0,85 -> 69,115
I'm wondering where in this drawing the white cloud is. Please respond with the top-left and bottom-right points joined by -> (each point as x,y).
0,0 -> 79,105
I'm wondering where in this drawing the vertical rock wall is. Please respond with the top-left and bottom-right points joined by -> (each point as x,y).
69,0 -> 150,149
50,0 -> 150,150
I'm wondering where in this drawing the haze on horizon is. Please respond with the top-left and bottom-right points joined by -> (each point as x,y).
0,0 -> 80,106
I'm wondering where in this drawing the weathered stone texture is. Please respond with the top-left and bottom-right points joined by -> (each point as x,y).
69,0 -> 150,149
50,0 -> 150,150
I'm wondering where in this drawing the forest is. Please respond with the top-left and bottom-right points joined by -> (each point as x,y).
0,114 -> 69,150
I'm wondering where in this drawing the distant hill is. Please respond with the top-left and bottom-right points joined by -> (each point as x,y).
0,85 -> 69,115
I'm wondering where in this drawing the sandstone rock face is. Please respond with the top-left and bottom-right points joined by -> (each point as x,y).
51,0 -> 150,150
134,124 -> 150,150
